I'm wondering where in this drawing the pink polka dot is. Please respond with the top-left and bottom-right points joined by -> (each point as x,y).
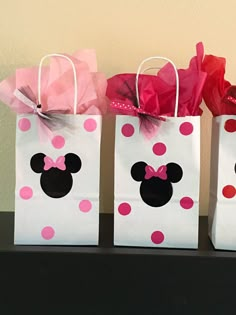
79,200 -> 92,213
41,226 -> 55,240
152,142 -> 167,156
121,124 -> 135,137
19,186 -> 33,200
118,202 -> 131,215
51,135 -> 65,149
179,122 -> 193,136
18,118 -> 31,132
151,231 -> 165,244
84,118 -> 97,132
180,197 -> 194,210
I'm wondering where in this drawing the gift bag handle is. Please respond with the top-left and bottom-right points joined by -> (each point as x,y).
142,66 -> 161,73
38,54 -> 78,115
135,57 -> 179,117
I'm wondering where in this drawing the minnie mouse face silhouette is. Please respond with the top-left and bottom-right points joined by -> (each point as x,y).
131,161 -> 183,207
30,153 -> 82,198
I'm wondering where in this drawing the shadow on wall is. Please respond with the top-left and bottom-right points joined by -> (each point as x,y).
200,103 -> 212,215
100,115 -> 115,213
0,101 -> 15,212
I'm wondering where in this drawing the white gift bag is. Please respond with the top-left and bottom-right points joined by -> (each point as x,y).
114,57 -> 200,248
14,54 -> 101,245
209,115 -> 236,250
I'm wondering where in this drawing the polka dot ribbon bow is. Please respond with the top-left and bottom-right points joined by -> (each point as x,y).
110,101 -> 166,121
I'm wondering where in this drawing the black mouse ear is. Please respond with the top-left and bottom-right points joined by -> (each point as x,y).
235,163 -> 236,174
131,161 -> 147,182
30,153 -> 46,173
166,163 -> 183,183
65,153 -> 82,173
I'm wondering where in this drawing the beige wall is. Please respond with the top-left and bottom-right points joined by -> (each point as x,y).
0,0 -> 235,215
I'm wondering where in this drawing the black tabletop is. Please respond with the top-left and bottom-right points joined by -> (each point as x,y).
0,213 -> 235,314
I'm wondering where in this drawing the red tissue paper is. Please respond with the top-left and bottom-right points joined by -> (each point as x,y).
201,53 -> 236,116
106,42 -> 206,119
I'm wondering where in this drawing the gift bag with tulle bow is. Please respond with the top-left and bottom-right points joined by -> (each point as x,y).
202,54 -> 236,250
107,44 -> 206,248
0,51 -> 107,245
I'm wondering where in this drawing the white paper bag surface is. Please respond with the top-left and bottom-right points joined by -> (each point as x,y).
114,115 -> 200,248
209,115 -> 236,250
15,114 -> 101,245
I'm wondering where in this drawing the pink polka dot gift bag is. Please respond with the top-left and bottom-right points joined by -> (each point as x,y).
0,51 -> 107,245
202,53 -> 236,250
107,43 -> 206,248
